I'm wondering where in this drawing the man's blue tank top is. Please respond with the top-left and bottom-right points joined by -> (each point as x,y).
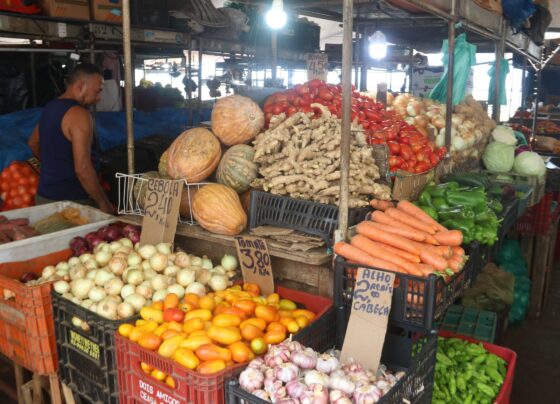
37,99 -> 90,200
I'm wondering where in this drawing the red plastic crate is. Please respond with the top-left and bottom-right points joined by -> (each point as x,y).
515,192 -> 560,236
0,249 -> 72,374
116,286 -> 333,404
439,331 -> 517,404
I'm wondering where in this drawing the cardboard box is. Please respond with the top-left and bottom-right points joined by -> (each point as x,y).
91,0 -> 122,23
39,0 -> 90,20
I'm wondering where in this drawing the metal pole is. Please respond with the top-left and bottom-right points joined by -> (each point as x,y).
408,47 -> 414,93
30,53 -> 37,107
444,0 -> 457,150
531,68 -> 542,145
123,0 -> 135,174
521,57 -> 528,110
188,46 -> 193,127
493,21 -> 505,122
89,38 -> 97,141
198,39 -> 203,122
359,27 -> 368,91
271,31 -> 278,82
337,0 -> 353,243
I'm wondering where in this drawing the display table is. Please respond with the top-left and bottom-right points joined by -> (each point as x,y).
118,215 -> 334,297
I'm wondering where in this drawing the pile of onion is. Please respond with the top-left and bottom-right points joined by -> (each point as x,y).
70,224 -> 141,256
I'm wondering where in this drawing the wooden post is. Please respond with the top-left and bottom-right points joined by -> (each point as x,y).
444,0 -> 457,150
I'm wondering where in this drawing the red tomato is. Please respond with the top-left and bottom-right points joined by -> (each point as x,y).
388,156 -> 404,168
275,93 -> 288,103
365,110 -> 383,123
296,85 -> 310,95
271,104 -> 285,115
430,154 -> 440,166
286,106 -> 297,117
292,96 -> 303,107
264,96 -> 275,107
385,128 -> 398,141
263,103 -> 274,114
416,152 -> 427,162
415,162 -> 432,173
318,88 -> 334,101
435,147 -> 447,159
387,142 -> 400,155
400,162 -> 409,171
299,106 -> 313,114
360,121 -> 370,129
308,79 -> 324,88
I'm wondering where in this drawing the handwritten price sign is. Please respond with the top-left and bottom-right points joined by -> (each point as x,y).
307,53 -> 328,81
341,268 -> 395,371
140,178 -> 182,245
234,235 -> 274,295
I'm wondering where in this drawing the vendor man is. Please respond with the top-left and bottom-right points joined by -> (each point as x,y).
28,63 -> 115,214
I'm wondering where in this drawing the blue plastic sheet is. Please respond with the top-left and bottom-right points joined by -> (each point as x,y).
0,107 -> 212,171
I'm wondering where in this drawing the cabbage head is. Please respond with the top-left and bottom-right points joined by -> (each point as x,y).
513,152 -> 546,177
483,142 -> 515,173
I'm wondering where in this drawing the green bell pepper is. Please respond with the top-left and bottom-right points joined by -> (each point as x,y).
427,181 -> 459,198
438,207 -> 475,222
488,199 -> 503,213
475,208 -> 499,224
420,206 -> 439,221
432,198 -> 450,210
418,190 -> 434,208
473,224 -> 499,246
443,219 -> 474,240
446,188 -> 487,208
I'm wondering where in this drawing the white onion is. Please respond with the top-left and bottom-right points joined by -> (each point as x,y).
174,253 -> 190,268
104,278 -> 124,296
185,282 -> 206,297
97,298 -> 118,319
125,293 -> 146,312
89,303 -> 98,313
42,265 -> 56,279
69,265 -> 87,281
221,255 -> 238,272
201,256 -> 213,270
56,262 -> 70,272
88,286 -> 107,303
81,299 -> 94,310
94,270 -> 114,286
109,241 -> 123,253
53,280 -> 70,294
212,265 -> 226,275
126,268 -> 144,286
196,268 -> 212,285
150,253 -> 168,272
150,274 -> 169,291
141,260 -> 152,271
127,253 -> 142,267
167,253 -> 176,262
68,257 -> 81,267
152,289 -> 167,302
156,243 -> 172,255
119,238 -> 133,249
71,278 -> 94,300
143,268 -> 157,281
138,244 -> 157,260
117,302 -> 135,319
94,251 -> 112,267
120,284 -> 136,300
176,269 -> 195,287
167,284 -> 185,299
190,256 -> 202,267
136,283 -> 153,299
86,270 -> 97,280
79,253 -> 93,263
208,274 -> 228,292
84,259 -> 98,271
163,265 -> 179,277
108,257 -> 127,276
95,242 -> 111,254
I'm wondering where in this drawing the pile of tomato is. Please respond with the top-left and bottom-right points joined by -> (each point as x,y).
263,79 -> 447,174
0,161 -> 38,211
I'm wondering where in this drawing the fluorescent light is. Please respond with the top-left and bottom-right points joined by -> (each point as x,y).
266,0 -> 287,30
545,31 -> 560,40
427,53 -> 444,66
369,31 -> 387,60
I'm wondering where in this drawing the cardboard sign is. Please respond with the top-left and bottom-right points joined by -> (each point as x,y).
307,53 -> 328,81
140,178 -> 182,245
341,267 -> 395,371
234,235 -> 274,295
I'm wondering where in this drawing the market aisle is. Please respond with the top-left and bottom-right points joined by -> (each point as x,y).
503,268 -> 560,404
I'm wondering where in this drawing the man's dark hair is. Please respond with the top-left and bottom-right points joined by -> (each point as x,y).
68,63 -> 103,84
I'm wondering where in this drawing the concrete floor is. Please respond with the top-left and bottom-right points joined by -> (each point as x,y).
0,272 -> 558,404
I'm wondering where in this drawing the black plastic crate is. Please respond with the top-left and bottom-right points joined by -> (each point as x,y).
248,190 -> 370,247
52,291 -> 139,404
226,330 -> 437,404
334,251 -> 477,336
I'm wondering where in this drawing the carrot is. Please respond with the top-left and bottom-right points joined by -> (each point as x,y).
370,199 -> 395,211
448,256 -> 465,272
424,235 -> 441,246
356,222 -> 420,255
412,263 -> 436,277
334,242 -> 405,273
433,230 -> 463,247
385,207 -> 437,234
397,200 -> 447,232
451,246 -> 465,256
350,229 -> 420,262
409,241 -> 448,270
350,235 -> 423,276
371,211 -> 428,236
364,220 -> 427,243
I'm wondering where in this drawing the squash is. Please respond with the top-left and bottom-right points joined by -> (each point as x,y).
158,150 -> 169,176
211,95 -> 264,146
192,184 -> 247,235
166,128 -> 221,182
216,145 -> 258,193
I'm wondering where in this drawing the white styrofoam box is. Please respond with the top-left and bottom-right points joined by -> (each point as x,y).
0,201 -> 115,262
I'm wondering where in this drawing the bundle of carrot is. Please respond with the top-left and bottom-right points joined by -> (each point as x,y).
334,200 -> 466,278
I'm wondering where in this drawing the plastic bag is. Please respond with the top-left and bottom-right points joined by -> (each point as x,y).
487,57 -> 510,106
429,33 -> 476,106
502,0 -> 536,31
34,208 -> 89,234
461,263 -> 514,312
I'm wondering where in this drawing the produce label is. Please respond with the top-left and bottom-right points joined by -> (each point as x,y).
140,178 -> 182,245
69,330 -> 100,362
136,378 -> 181,404
341,268 -> 395,371
234,235 -> 275,295
306,53 -> 328,81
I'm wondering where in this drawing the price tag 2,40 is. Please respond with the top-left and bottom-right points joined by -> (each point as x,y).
341,268 -> 395,372
140,178 -> 182,245
234,235 -> 274,295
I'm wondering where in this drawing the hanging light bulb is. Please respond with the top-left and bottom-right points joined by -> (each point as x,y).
265,0 -> 287,30
369,30 -> 387,60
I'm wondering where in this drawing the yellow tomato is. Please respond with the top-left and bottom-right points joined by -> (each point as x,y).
212,313 -> 242,328
118,324 -> 134,338
158,335 -> 185,358
172,348 -> 200,370
183,317 -> 205,335
278,299 -> 297,310
184,309 -> 212,322
151,368 -> 166,381
198,295 -> 215,311
179,335 -> 213,351
207,326 -> 242,345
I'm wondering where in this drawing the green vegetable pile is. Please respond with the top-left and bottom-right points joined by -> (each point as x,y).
434,337 -> 507,404
415,181 -> 503,246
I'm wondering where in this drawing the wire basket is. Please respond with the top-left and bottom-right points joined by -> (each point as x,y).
115,173 -> 208,225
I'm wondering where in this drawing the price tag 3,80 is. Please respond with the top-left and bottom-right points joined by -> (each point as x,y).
234,235 -> 274,295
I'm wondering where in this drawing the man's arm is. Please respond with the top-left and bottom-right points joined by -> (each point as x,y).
64,107 -> 115,214
28,126 -> 40,158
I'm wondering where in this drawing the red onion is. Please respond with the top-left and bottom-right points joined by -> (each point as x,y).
122,224 -> 140,234
88,237 -> 104,250
19,272 -> 38,283
105,225 -> 121,241
515,145 -> 531,156
127,231 -> 140,244
96,226 -> 110,240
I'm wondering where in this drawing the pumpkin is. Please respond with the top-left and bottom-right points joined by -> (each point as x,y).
192,184 -> 247,235
211,95 -> 265,146
166,128 -> 221,182
133,171 -> 162,207
158,150 -> 169,176
216,145 -> 258,193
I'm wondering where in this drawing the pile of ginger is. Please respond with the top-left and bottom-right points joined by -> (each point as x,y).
251,106 -> 391,208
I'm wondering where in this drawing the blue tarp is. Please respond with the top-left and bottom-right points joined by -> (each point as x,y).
0,107 -> 212,171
